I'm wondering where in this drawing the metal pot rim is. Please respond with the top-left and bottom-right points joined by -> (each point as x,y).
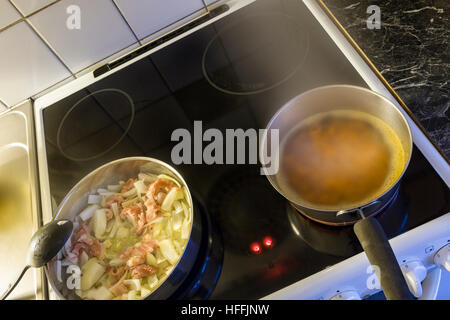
260,84 -> 413,213
49,156 -> 194,300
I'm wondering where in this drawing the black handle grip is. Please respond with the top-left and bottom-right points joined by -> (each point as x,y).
354,217 -> 413,300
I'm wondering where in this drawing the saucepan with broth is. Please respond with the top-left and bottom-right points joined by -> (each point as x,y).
261,85 -> 413,300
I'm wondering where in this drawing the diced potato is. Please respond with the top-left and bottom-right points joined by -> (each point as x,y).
81,258 -> 106,291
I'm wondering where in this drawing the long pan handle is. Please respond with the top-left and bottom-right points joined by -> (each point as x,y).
354,217 -> 413,300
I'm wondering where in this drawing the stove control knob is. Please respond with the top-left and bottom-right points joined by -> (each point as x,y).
401,260 -> 427,298
330,291 -> 361,300
434,244 -> 450,272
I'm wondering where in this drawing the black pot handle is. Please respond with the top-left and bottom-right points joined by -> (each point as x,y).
353,217 -> 413,300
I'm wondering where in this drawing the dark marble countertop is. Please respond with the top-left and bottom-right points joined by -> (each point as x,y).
323,0 -> 449,158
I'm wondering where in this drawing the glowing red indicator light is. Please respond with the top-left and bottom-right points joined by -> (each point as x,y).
250,242 -> 262,254
263,236 -> 274,248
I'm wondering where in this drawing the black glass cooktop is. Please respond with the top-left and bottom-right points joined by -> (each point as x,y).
41,0 -> 449,299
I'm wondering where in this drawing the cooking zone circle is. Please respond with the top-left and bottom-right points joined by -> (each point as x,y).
202,13 -> 310,95
56,89 -> 135,162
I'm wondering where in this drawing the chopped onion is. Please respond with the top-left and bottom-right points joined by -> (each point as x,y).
134,180 -> 147,195
161,188 -> 182,212
79,204 -> 99,221
121,196 -> 139,208
159,239 -> 179,265
181,200 -> 191,223
92,209 -> 107,238
79,251 -> 89,267
138,173 -> 157,183
110,270 -> 128,295
147,275 -> 158,288
88,195 -> 101,205
107,184 -> 122,192
146,253 -> 157,267
122,188 -> 137,198
127,290 -> 138,300
109,258 -> 126,267
165,219 -> 173,238
181,219 -> 190,240
172,209 -> 183,231
124,279 -> 141,291
140,286 -> 151,298
111,202 -> 119,217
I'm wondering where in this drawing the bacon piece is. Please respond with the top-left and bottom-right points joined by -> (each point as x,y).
89,238 -> 105,260
130,265 -> 157,279
107,265 -> 126,279
120,179 -> 136,193
111,283 -> 128,296
126,255 -> 146,268
104,194 -> 124,209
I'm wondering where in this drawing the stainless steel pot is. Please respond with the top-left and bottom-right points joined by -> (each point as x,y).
47,157 -> 201,300
261,85 -> 414,300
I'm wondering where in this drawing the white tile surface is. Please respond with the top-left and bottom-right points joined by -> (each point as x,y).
29,0 -> 137,73
0,22 -> 71,106
0,0 -> 21,29
114,0 -> 205,40
10,0 -> 55,16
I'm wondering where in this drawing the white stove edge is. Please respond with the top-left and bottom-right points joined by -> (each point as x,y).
32,0 -> 450,299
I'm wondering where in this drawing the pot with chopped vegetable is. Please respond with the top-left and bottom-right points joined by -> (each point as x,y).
47,157 -> 200,300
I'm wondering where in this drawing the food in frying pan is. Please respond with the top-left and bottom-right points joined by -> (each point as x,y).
278,110 -> 406,209
57,174 -> 192,300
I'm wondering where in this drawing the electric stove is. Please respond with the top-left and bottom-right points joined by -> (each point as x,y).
36,0 -> 450,299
